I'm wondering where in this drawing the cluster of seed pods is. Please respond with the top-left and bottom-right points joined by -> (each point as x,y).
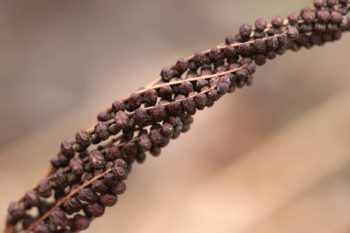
6,1 -> 350,232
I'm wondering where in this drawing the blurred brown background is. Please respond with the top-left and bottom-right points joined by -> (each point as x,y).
1,0 -> 350,232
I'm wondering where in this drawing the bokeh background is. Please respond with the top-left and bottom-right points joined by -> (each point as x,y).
1,0 -> 350,232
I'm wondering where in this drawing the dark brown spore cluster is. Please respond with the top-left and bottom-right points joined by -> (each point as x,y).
6,1 -> 350,232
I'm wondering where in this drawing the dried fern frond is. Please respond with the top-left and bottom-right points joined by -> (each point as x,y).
5,1 -> 350,232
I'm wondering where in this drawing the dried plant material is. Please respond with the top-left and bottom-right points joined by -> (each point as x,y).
4,0 -> 350,232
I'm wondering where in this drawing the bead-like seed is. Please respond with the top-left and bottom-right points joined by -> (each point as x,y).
239,24 -> 252,40
302,10 -> 316,23
149,129 -> 164,146
161,123 -> 174,137
194,93 -> 207,110
60,140 -> 74,157
62,197 -> 82,214
91,180 -> 109,194
90,134 -> 101,145
317,10 -> 330,23
100,194 -> 118,207
179,81 -> 194,96
108,123 -> 120,135
138,134 -> 152,151
95,122 -> 109,141
182,98 -> 197,115
208,47 -> 221,62
287,26 -> 299,39
78,188 -> 98,203
159,85 -> 173,100
288,12 -> 300,25
73,214 -> 90,230
49,209 -> 68,228
208,89 -> 219,102
89,150 -> 105,169
75,130 -> 90,148
314,0 -> 324,8
111,181 -> 126,195
271,16 -> 284,27
54,169 -> 68,189
7,202 -> 24,222
114,111 -> 129,130
143,89 -> 158,106
331,11 -> 343,24
97,111 -> 110,122
37,179 -> 52,198
103,173 -> 119,187
193,52 -> 206,65
134,108 -> 151,126
255,18 -> 267,31
84,203 -> 105,217
128,93 -> 142,110
326,0 -> 337,7
175,58 -> 188,74
150,146 -> 161,156
122,141 -> 138,157
114,158 -> 128,169
160,66 -> 173,82
112,100 -> 125,112
112,166 -> 128,180
105,146 -> 121,161
33,222 -> 49,233
253,38 -> 266,54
